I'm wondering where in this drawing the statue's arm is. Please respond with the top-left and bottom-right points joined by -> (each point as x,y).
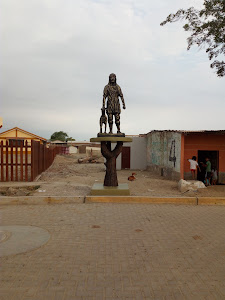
118,86 -> 126,109
102,96 -> 106,109
102,86 -> 107,108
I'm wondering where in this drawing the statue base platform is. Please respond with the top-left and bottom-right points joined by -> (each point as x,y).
90,136 -> 132,143
98,132 -> 125,137
90,183 -> 130,196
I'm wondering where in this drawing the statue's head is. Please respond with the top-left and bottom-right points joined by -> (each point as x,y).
109,73 -> 116,85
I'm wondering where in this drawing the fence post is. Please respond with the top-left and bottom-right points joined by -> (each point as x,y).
10,141 -> 14,181
15,140 -> 18,181
25,140 -> 28,181
31,140 -> 35,181
1,141 -> 4,181
6,140 -> 9,181
20,142 -> 23,181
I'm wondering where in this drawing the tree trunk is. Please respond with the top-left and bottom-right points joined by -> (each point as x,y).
101,141 -> 123,186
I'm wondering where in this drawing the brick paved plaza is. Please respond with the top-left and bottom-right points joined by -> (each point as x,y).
0,203 -> 225,299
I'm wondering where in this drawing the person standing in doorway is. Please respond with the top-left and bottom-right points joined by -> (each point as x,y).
205,157 -> 212,186
187,156 -> 200,180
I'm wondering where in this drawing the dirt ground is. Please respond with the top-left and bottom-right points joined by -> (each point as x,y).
1,153 -> 225,197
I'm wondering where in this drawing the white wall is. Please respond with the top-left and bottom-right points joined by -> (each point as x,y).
69,146 -> 78,154
116,136 -> 147,170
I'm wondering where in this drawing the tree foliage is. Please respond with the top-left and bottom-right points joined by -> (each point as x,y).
50,131 -> 69,142
160,0 -> 225,77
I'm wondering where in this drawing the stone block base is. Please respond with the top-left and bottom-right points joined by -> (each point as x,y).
90,183 -> 130,196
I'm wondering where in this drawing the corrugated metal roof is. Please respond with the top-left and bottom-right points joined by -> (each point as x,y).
146,130 -> 225,135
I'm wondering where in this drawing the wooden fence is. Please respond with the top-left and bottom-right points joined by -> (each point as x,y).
0,140 -> 63,182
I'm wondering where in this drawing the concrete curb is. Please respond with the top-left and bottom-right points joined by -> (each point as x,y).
86,196 -> 225,205
0,196 -> 84,205
86,196 -> 197,204
0,196 -> 225,205
198,197 -> 225,205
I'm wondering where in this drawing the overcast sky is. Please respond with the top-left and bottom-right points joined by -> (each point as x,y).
1,0 -> 224,141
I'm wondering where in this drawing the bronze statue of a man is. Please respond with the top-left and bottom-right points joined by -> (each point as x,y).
102,73 -> 126,134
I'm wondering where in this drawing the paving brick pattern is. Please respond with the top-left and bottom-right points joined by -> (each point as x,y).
0,203 -> 225,299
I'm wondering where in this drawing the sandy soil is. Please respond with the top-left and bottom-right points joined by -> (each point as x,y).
1,154 -> 224,197
34,154 -> 225,197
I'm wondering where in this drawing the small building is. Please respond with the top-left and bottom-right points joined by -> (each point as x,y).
49,140 -> 101,155
73,142 -> 100,154
0,127 -> 47,147
146,130 -> 225,183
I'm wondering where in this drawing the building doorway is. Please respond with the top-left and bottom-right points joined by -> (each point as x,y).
197,150 -> 219,181
121,147 -> 130,169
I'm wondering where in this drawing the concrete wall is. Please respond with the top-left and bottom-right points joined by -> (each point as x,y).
146,131 -> 182,180
116,136 -> 147,170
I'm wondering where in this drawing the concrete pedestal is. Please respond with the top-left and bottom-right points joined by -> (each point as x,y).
90,183 -> 130,196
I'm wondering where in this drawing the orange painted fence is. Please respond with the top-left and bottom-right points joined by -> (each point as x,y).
0,140 -> 63,182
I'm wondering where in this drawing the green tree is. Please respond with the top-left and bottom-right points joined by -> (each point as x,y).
50,131 -> 69,142
160,0 -> 225,77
